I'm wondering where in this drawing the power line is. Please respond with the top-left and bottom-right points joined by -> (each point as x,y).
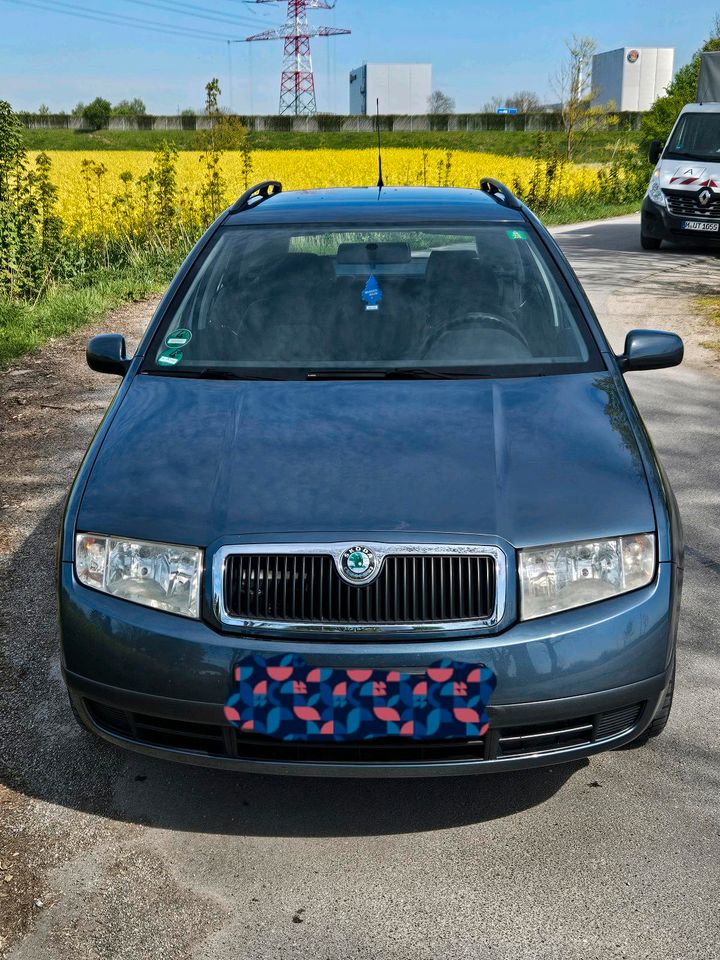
1,0 -> 243,41
118,0 -> 279,30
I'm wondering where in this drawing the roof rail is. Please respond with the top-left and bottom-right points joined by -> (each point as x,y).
479,178 -> 524,211
230,180 -> 283,214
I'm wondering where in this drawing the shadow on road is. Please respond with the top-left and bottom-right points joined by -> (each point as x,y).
0,504 -> 583,840
556,221 -> 719,295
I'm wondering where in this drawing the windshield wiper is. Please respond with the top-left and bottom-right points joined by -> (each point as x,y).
145,368 -> 282,381
306,368 -> 491,380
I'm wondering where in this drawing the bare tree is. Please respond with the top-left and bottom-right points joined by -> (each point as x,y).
427,90 -> 455,114
552,35 -> 606,159
484,91 -> 541,113
509,90 -> 542,113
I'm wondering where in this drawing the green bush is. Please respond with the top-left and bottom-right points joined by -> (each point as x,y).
640,21 -> 720,147
82,97 -> 112,131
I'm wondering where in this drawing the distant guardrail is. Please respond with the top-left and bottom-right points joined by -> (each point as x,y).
19,112 -> 645,133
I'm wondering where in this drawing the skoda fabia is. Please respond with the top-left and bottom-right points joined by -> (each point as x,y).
58,180 -> 684,776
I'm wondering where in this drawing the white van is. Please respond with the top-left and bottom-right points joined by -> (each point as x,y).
641,102 -> 720,249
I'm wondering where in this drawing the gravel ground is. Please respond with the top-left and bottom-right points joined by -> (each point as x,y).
1,215 -> 719,959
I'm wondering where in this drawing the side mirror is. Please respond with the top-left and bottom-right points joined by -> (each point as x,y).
86,334 -> 131,376
648,140 -> 663,165
617,329 -> 683,373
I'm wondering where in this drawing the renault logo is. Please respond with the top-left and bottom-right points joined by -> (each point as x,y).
340,545 -> 378,583
699,189 -> 713,207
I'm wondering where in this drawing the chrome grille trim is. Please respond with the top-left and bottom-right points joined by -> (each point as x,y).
212,542 -> 507,634
666,191 -> 720,220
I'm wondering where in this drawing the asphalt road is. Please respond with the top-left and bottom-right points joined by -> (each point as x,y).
1,215 -> 719,960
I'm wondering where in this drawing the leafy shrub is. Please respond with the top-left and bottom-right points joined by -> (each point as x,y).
640,20 -> 720,148
82,97 -> 112,131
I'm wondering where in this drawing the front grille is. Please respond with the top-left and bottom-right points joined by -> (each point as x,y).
223,552 -> 496,625
666,191 -> 720,220
84,699 -> 645,765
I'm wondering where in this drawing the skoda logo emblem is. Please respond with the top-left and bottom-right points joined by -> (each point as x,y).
341,545 -> 377,582
699,188 -> 713,207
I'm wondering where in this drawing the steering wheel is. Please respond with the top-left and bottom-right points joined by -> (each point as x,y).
422,312 -> 530,353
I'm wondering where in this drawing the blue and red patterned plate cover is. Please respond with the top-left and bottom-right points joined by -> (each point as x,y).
224,655 -> 496,742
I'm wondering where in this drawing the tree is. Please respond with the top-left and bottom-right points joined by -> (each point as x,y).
640,15 -> 720,148
0,100 -> 25,203
37,103 -> 50,116
112,97 -> 147,118
484,91 -> 541,113
71,102 -> 85,118
552,35 -> 608,159
427,90 -> 455,114
82,97 -> 112,131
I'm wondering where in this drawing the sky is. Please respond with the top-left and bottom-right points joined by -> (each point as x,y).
0,0 -> 717,115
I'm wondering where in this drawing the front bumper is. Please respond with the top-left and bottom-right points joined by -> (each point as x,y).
59,561 -> 680,777
642,194 -> 720,241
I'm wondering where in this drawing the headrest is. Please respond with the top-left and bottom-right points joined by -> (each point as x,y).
273,253 -> 335,281
336,242 -> 412,264
425,250 -> 481,281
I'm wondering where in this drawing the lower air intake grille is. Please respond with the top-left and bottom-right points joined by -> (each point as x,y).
84,699 -> 646,765
222,552 -> 496,625
595,702 -> 643,739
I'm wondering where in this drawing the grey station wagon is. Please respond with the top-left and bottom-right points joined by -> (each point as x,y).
58,179 -> 684,777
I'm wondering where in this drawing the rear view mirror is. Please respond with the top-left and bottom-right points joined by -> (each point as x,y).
86,334 -> 131,376
648,140 -> 663,165
617,329 -> 683,373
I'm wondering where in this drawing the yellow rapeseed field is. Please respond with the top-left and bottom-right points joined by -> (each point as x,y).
34,149 -> 602,234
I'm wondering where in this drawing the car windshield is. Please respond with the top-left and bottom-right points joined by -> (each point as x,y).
665,112 -> 720,163
146,222 -> 602,379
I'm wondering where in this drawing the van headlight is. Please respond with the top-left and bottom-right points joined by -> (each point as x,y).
75,534 -> 202,618
519,534 -> 656,621
647,175 -> 667,207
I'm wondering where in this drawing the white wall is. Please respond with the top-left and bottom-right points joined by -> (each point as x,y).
592,47 -> 674,111
349,63 -> 432,115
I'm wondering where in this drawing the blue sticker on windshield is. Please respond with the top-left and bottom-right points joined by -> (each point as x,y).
361,274 -> 383,311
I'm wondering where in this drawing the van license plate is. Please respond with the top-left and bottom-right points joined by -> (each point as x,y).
682,220 -> 719,232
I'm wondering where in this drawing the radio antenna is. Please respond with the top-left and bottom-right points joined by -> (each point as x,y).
376,98 -> 384,189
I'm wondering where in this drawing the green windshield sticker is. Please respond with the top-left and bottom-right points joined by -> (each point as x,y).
165,328 -> 192,348
157,348 -> 184,366
507,229 -> 528,240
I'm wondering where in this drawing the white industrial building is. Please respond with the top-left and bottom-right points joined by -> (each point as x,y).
591,47 -> 674,111
349,63 -> 432,115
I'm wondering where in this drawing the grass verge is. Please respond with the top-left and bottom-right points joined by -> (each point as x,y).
695,296 -> 720,359
23,128 -> 641,165
541,199 -> 640,226
0,253 -> 182,366
0,201 -> 640,366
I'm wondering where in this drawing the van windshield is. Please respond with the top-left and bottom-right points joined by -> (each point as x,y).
665,112 -> 720,163
145,223 -> 602,380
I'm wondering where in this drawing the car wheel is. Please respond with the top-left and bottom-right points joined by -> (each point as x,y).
640,232 -> 662,250
634,664 -> 675,744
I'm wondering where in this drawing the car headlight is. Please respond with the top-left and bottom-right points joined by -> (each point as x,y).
75,534 -> 202,618
519,534 -> 656,621
647,174 -> 666,207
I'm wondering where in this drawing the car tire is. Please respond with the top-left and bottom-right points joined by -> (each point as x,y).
640,232 -> 662,250
633,664 -> 675,744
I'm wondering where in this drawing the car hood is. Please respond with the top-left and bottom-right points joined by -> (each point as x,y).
78,372 -> 655,548
658,160 -> 720,191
